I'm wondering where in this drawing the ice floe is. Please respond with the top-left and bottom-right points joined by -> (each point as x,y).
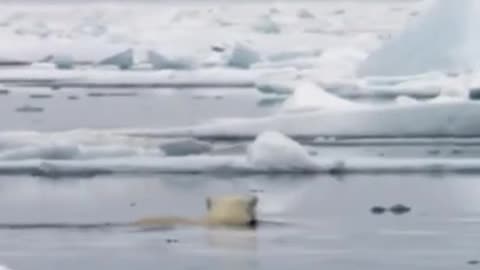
1,136 -> 480,176
0,68 -> 257,88
149,101 -> 480,139
0,129 -> 478,176
358,0 -> 474,76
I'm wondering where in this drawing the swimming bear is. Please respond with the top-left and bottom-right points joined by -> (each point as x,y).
133,194 -> 258,229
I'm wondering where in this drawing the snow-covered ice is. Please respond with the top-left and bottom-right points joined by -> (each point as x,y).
0,0 -> 478,177
246,131 -> 316,171
280,82 -> 358,113
358,0 -> 477,76
147,101 -> 480,139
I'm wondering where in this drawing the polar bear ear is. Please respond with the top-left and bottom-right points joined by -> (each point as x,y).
206,197 -> 212,210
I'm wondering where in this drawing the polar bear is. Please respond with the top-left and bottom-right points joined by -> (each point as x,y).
133,194 -> 258,229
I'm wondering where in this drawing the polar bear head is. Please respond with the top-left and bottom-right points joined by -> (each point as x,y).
205,195 -> 258,227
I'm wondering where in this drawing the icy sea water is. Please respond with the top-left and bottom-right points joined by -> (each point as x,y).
0,87 -> 272,131
2,174 -> 480,270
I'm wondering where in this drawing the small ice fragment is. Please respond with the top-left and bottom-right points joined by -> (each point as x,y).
281,82 -> 355,113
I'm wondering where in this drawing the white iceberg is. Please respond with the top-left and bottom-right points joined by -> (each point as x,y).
358,0 -> 476,76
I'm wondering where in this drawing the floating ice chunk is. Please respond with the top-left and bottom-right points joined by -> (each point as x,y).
98,49 -> 134,70
280,82 -> 357,113
252,15 -> 281,34
226,43 -> 261,69
246,131 -> 316,171
160,138 -> 213,156
147,50 -> 196,70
